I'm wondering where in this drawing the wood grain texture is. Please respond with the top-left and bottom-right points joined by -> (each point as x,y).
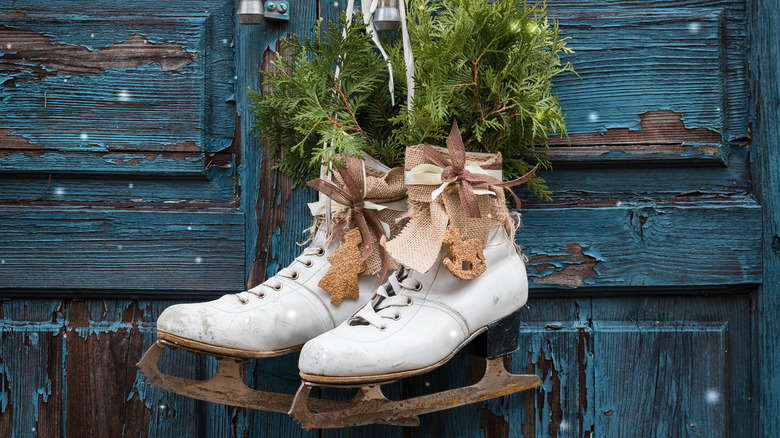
748,0 -> 780,436
0,208 -> 245,292
518,201 -> 762,290
0,13 -> 234,175
547,0 -> 747,142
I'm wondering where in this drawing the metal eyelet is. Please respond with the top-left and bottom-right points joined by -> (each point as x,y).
393,312 -> 401,320
238,296 -> 248,304
303,259 -> 313,268
273,284 -> 282,291
379,324 -> 388,331
291,271 -> 299,280
413,281 -> 422,291
406,297 -> 414,306
316,247 -> 325,256
257,292 -> 266,298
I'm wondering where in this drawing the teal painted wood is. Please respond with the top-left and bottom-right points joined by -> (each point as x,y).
0,170 -> 236,204
0,12 -> 235,174
518,201 -> 762,289
748,0 -> 780,435
0,208 -> 245,292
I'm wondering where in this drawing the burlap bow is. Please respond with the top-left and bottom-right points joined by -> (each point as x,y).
387,121 -> 538,274
307,157 -> 404,281
421,121 -> 538,218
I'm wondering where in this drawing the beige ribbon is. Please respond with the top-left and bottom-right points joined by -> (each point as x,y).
405,163 -> 501,201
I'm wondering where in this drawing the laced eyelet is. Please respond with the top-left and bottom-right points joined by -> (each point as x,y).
303,259 -> 313,268
406,297 -> 414,306
257,292 -> 266,298
413,281 -> 422,291
291,271 -> 299,280
316,247 -> 325,256
393,312 -> 401,320
273,284 -> 282,291
238,296 -> 248,304
379,324 -> 388,331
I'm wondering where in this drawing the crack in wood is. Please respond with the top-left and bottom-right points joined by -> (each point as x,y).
0,25 -> 197,85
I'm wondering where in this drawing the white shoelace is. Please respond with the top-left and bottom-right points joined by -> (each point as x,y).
236,246 -> 325,303
349,268 -> 418,330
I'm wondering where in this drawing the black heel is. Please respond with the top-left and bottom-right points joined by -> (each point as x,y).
463,311 -> 522,359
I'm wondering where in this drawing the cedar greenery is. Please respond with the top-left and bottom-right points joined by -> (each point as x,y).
250,0 -> 574,199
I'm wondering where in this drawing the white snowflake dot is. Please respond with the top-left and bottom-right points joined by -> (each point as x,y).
287,309 -> 297,319
90,33 -> 95,38
706,389 -> 720,404
222,38 -> 228,44
118,90 -> 131,101
80,133 -> 88,141
54,187 -> 65,196
117,245 -> 123,250
689,22 -> 701,34
187,226 -> 192,230
128,183 -> 134,189
1,260 -> 4,264
159,404 -> 167,410
195,257 -> 203,263
588,112 -> 599,122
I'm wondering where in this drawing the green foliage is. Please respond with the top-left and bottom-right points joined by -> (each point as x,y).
249,14 -> 403,185
394,0 -> 575,199
250,0 -> 575,199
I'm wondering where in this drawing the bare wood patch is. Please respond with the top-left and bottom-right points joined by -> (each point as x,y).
0,129 -> 39,151
551,110 -> 721,145
0,25 -> 196,85
528,244 -> 599,288
247,41 -> 297,288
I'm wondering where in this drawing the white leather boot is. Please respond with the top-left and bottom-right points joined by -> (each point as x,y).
298,121 -> 534,384
156,158 -> 407,359
156,227 -> 385,358
297,227 -> 527,383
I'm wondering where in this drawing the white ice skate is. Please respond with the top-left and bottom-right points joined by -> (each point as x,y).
289,123 -> 542,428
138,158 -> 407,415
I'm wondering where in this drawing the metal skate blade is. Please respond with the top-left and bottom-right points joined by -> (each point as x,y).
288,356 -> 540,429
137,340 -> 335,414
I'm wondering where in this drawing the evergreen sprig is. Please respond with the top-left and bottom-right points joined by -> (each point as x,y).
393,0 -> 575,199
250,1 -> 575,199
249,13 -> 402,185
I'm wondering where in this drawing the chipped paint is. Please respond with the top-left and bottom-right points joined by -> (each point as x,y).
528,244 -> 601,288
0,26 -> 196,86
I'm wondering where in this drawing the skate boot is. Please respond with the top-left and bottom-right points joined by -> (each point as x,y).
290,122 -> 541,428
138,157 -> 407,414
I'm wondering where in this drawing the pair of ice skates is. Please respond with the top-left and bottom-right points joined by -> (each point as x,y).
138,125 -> 541,428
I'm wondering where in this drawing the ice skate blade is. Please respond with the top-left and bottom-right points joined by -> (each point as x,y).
138,340 -> 349,414
289,356 -> 541,429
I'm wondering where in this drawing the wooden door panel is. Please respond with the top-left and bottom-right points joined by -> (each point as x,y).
0,207 -> 245,292
520,202 -> 761,290
594,322 -> 728,437
0,13 -> 234,176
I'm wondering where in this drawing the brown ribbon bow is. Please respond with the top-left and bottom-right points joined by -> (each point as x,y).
422,121 -> 539,218
307,157 -> 403,281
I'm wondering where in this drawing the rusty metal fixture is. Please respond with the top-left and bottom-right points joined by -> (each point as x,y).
237,0 -> 264,24
373,0 -> 401,32
288,356 -> 541,429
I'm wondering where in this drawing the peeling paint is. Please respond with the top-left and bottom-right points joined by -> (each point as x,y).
550,110 -> 722,147
528,244 -> 601,288
0,26 -> 197,85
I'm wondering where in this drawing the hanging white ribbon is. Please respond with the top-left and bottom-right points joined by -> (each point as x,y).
405,163 -> 502,201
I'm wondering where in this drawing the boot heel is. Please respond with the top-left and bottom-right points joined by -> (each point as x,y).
463,311 -> 522,359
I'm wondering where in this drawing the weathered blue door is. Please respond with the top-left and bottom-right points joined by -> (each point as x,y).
1,0 -> 778,436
